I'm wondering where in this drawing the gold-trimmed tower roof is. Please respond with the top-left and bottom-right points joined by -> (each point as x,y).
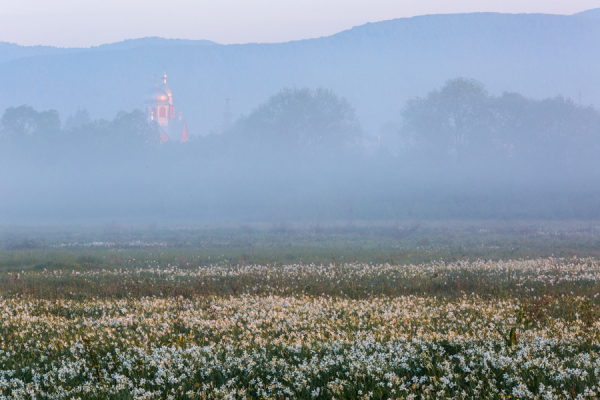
161,71 -> 173,105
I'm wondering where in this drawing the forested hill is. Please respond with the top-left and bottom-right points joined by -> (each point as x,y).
1,10 -> 600,135
0,38 -> 217,64
575,8 -> 600,19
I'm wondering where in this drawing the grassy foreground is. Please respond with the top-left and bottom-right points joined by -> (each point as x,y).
1,258 -> 600,399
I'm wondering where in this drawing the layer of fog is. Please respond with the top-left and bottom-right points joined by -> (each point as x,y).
1,79 -> 599,223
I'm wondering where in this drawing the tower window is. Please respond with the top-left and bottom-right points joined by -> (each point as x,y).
159,107 -> 167,118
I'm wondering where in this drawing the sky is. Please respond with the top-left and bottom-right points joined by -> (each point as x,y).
0,0 -> 600,48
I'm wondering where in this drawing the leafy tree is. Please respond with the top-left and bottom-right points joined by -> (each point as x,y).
105,109 -> 158,146
399,77 -> 600,167
64,108 -> 92,131
400,78 -> 493,161
491,93 -> 600,164
229,87 -> 362,154
0,105 -> 60,142
528,96 -> 600,164
488,91 -> 531,158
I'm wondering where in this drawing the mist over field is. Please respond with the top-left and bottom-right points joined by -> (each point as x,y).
2,10 -> 600,222
6,7 -> 600,400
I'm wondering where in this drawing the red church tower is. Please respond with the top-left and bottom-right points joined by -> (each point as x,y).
144,71 -> 187,142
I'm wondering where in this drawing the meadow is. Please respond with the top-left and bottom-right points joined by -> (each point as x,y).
0,221 -> 600,399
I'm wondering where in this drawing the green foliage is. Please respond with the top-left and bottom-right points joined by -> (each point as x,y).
229,87 -> 362,154
64,108 -> 92,131
401,78 -> 492,160
0,225 -> 600,398
3,85 -> 600,221
1,258 -> 600,398
400,77 -> 600,164
108,109 -> 159,145
0,104 -> 61,141
0,221 -> 599,300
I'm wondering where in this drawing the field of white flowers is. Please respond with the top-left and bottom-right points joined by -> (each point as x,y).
1,258 -> 600,399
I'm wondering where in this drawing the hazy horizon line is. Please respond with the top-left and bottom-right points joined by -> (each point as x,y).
1,8 -> 596,50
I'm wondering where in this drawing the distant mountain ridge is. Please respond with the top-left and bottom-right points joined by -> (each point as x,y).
574,8 -> 600,19
0,42 -> 76,65
0,37 -> 218,64
1,10 -> 600,135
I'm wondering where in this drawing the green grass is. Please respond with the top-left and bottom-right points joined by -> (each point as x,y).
0,220 -> 597,303
1,220 -> 599,271
1,221 -> 600,399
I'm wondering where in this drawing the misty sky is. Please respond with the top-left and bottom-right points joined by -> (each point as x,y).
1,0 -> 600,47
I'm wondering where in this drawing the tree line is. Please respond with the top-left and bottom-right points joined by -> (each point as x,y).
400,78 -> 600,167
1,80 -> 600,220
2,79 -> 599,168
0,106 -> 156,148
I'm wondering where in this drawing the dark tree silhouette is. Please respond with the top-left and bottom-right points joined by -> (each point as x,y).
64,108 -> 92,131
229,87 -> 362,154
401,78 -> 493,161
0,105 -> 60,142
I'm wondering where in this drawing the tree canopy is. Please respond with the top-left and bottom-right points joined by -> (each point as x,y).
228,87 -> 362,154
0,105 -> 60,142
2,83 -> 600,221
401,78 -> 492,160
400,78 -> 600,165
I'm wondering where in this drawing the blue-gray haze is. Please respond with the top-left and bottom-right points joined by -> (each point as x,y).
1,10 -> 600,222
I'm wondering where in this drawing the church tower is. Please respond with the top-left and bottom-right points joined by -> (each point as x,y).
144,71 -> 186,142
